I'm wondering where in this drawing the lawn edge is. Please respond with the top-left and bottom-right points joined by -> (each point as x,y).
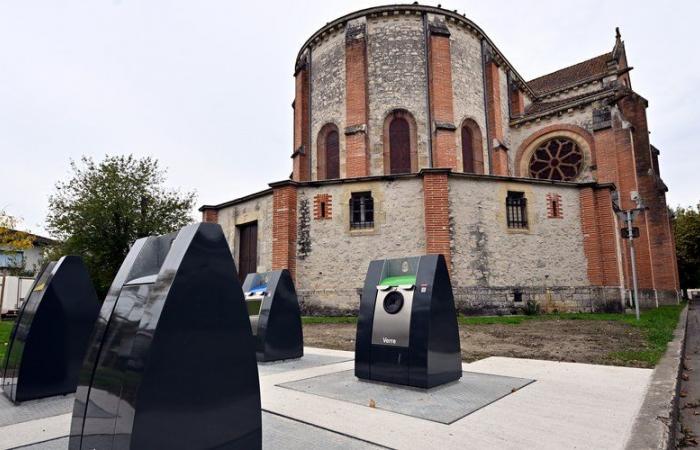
624,304 -> 688,450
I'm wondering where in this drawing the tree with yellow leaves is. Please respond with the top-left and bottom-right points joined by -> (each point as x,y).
0,210 -> 33,252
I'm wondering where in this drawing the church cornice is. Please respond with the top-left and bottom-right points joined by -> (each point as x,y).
294,4 -> 536,98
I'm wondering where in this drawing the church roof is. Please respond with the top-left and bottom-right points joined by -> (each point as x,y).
528,53 -> 613,96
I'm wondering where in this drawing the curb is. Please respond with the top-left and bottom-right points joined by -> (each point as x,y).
625,305 -> 689,450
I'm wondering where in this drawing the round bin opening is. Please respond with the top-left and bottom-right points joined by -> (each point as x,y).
383,291 -> 404,314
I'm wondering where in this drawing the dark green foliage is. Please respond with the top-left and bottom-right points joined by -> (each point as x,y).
522,299 -> 540,316
46,155 -> 195,296
672,203 -> 700,293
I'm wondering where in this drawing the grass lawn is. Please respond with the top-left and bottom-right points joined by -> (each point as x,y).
302,304 -> 685,367
0,320 -> 15,363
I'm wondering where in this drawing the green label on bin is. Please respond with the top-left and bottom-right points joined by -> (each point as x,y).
379,275 -> 416,286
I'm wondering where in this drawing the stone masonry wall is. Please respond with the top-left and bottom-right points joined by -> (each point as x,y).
217,193 -> 273,274
367,15 -> 429,175
449,176 -> 599,313
295,178 -> 426,314
310,30 -> 346,180
449,25 -> 488,173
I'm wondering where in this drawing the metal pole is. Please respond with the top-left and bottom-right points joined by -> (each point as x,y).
628,211 -> 640,321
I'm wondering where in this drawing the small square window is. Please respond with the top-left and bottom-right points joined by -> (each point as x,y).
506,191 -> 528,229
350,192 -> 374,229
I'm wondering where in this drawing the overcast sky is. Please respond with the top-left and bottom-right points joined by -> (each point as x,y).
1,0 -> 698,237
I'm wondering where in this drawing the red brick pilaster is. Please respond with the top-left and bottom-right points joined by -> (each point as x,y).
618,93 -> 679,291
510,86 -> 525,117
271,183 -> 298,279
580,187 -> 620,287
201,208 -> 218,223
428,22 -> 457,170
345,21 -> 370,178
292,54 -> 311,182
423,169 -> 451,270
484,60 -> 508,176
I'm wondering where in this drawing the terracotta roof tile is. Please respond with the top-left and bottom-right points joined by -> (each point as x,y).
528,53 -> 613,95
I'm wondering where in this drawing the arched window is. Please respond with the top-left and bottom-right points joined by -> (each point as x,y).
389,117 -> 411,174
460,119 -> 484,174
528,137 -> 583,181
383,110 -> 417,175
317,124 -> 340,180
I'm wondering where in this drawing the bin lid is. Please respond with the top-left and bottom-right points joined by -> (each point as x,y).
249,284 -> 267,294
378,275 -> 416,286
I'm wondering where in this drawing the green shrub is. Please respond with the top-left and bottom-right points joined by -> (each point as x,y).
522,300 -> 540,316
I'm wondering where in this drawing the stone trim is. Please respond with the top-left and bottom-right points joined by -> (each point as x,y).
434,121 -> 456,131
515,124 -> 596,178
428,22 -> 451,37
344,124 -> 367,135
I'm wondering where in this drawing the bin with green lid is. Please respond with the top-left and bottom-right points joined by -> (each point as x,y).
355,254 -> 461,388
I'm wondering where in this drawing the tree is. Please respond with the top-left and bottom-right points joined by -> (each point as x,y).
0,210 -> 34,250
672,203 -> 700,296
47,155 -> 196,296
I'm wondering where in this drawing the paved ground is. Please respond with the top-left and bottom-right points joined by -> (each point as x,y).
0,347 -> 654,449
679,299 -> 700,447
303,319 -> 650,367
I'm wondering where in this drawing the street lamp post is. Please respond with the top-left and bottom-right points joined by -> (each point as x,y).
625,210 -> 641,321
613,191 -> 646,321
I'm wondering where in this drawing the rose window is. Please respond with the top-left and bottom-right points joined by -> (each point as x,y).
528,138 -> 583,181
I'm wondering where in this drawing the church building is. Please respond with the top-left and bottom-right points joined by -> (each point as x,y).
200,4 -> 679,314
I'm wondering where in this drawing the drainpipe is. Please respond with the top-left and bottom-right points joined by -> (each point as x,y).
480,38 -> 493,175
422,12 -> 433,168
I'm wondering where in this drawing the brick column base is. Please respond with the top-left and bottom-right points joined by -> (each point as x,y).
271,183 -> 298,280
423,170 -> 452,270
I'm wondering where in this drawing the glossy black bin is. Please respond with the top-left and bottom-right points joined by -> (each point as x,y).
1,256 -> 100,403
68,223 -> 261,450
355,254 -> 462,388
242,270 -> 303,362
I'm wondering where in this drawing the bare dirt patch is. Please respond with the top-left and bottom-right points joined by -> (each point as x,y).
303,319 -> 651,367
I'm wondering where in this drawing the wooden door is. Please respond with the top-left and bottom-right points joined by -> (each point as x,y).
237,222 -> 258,284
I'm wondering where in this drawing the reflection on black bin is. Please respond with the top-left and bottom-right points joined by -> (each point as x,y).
0,256 -> 100,403
355,254 -> 462,388
242,270 -> 303,362
68,223 -> 262,450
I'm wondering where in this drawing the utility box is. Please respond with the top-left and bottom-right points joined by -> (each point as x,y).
242,270 -> 303,362
69,223 -> 261,450
355,254 -> 462,388
1,256 -> 100,403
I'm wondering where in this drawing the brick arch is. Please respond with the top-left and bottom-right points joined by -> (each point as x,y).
458,118 -> 484,174
382,109 -> 418,175
515,124 -> 596,178
317,122 -> 340,180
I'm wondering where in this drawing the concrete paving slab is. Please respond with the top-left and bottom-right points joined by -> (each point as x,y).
0,347 -> 654,450
261,351 -> 653,449
258,353 -> 353,376
10,412 -> 382,450
278,369 -> 534,424
0,394 -> 73,427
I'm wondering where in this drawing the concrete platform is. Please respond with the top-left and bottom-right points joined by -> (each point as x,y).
0,347 -> 653,449
279,369 -> 533,424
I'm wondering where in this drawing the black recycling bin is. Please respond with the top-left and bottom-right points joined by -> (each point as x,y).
1,256 -> 100,403
355,254 -> 462,388
68,223 -> 262,450
242,270 -> 303,362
